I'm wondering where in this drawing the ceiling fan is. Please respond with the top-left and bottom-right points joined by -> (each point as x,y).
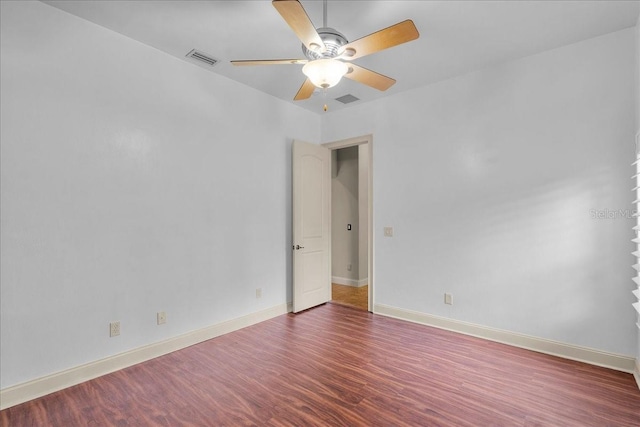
231,0 -> 419,107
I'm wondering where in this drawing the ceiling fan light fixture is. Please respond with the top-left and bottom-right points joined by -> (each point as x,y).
302,58 -> 348,89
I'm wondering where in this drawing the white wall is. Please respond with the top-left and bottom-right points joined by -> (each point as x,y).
322,28 -> 637,356
0,1 -> 320,389
637,13 -> 640,136
331,147 -> 359,282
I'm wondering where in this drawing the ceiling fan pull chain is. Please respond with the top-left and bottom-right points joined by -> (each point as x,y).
323,87 -> 328,112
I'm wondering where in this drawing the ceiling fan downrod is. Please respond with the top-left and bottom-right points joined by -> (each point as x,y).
323,0 -> 327,28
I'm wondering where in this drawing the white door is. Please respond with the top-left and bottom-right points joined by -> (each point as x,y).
292,140 -> 331,313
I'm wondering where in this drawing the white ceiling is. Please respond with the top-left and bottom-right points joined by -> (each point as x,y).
44,0 -> 639,114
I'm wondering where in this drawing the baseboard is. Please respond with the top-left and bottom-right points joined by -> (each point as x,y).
332,276 -> 368,287
634,359 -> 640,390
0,303 -> 290,410
374,303 -> 636,374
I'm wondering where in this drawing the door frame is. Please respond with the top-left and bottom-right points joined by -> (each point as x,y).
323,134 -> 374,312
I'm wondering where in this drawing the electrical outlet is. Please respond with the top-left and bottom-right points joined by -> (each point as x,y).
157,311 -> 167,325
347,264 -> 352,271
384,227 -> 393,237
109,321 -> 120,337
256,288 -> 262,299
444,293 -> 453,305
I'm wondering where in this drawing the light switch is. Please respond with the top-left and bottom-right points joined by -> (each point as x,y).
347,224 -> 352,231
384,227 -> 393,237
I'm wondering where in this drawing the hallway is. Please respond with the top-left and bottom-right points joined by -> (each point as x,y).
331,283 -> 368,311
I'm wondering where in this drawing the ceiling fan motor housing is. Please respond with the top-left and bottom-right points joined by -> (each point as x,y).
302,27 -> 348,60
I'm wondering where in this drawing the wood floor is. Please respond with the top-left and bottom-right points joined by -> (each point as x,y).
331,283 -> 368,311
2,304 -> 639,426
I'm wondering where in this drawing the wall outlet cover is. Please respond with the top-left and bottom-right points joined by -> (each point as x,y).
157,312 -> 167,325
109,321 -> 120,337
444,293 -> 453,305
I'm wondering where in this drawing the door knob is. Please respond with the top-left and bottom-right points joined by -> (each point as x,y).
295,245 -> 304,250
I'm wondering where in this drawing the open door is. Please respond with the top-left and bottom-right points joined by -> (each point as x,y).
292,140 -> 331,313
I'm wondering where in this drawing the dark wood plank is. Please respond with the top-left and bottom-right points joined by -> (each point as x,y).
2,304 -> 639,426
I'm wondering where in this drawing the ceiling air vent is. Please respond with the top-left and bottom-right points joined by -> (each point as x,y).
185,49 -> 218,67
335,94 -> 360,104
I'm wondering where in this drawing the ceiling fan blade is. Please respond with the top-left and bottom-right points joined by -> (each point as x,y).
338,20 -> 419,61
272,0 -> 326,53
344,63 -> 396,91
294,78 -> 316,101
231,59 -> 308,66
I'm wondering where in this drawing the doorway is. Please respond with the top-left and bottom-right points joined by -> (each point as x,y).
324,135 -> 373,312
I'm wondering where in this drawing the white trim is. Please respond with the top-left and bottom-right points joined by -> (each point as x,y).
374,303 -> 636,373
634,359 -> 640,391
332,276 -> 368,287
0,303 -> 290,410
